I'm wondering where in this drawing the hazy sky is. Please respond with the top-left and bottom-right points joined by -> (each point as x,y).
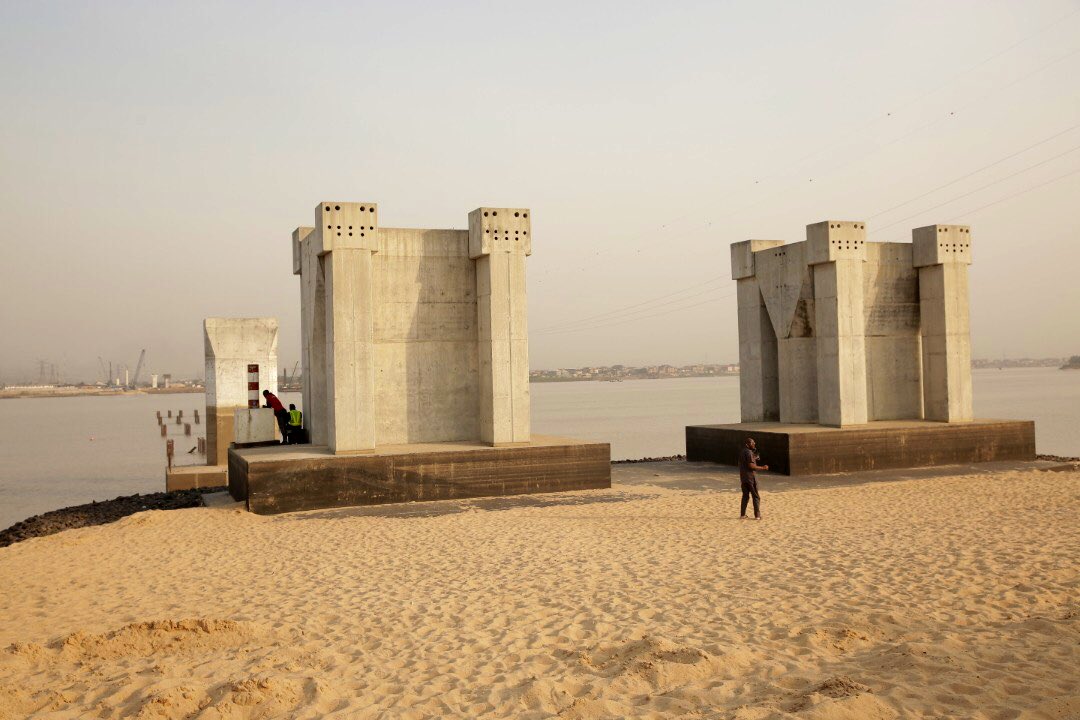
2,0 -> 1079,382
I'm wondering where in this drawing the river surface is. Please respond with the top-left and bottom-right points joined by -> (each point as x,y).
1,368 -> 1076,528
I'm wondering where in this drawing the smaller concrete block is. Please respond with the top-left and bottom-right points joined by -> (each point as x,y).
912,225 -> 972,267
292,227 -> 313,275
468,207 -> 531,258
313,201 -> 379,255
234,408 -> 278,445
165,465 -> 228,492
730,240 -> 785,280
805,220 -> 867,265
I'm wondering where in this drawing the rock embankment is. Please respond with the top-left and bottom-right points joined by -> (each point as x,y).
613,455 -> 686,464
0,488 -> 224,548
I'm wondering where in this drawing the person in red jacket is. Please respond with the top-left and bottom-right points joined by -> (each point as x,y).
262,389 -> 289,443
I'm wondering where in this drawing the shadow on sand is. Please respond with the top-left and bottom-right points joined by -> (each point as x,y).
274,489 -> 659,522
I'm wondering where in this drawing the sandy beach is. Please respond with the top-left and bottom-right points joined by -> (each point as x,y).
1,463 -> 1077,719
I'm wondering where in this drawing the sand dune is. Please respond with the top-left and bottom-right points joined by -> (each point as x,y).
0,466 -> 1077,719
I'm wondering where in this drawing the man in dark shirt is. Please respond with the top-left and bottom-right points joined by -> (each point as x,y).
738,437 -> 768,520
262,389 -> 289,443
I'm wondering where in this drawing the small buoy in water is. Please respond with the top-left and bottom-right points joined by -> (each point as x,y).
89,436 -> 95,441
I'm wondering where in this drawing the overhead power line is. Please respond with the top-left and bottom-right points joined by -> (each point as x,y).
534,281 -> 731,334
868,120 -> 1080,220
531,275 -> 726,332
946,165 -> 1080,221
535,292 -> 736,337
537,10 -> 1080,277
869,141 -> 1080,234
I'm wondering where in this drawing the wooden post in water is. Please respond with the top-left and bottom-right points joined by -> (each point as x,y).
167,410 -> 172,418
160,424 -> 167,437
194,409 -> 200,424
166,439 -> 174,470
177,409 -> 183,419
184,423 -> 191,436
176,416 -> 182,425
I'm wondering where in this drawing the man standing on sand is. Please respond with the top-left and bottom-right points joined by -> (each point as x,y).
739,437 -> 768,520
262,389 -> 289,444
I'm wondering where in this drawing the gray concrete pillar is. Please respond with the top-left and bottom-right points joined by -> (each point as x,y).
293,226 -> 326,445
913,224 -> 973,422
324,249 -> 377,452
730,240 -> 784,422
304,243 -> 328,446
807,221 -> 869,427
469,207 -> 531,445
311,202 -> 379,454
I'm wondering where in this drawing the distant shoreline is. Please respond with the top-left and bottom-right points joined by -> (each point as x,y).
0,386 -> 204,400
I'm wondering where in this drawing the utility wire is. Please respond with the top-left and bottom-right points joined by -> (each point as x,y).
535,16 -> 1080,335
946,165 -> 1080,221
537,122 -> 1080,335
536,292 -> 736,336
749,5 -> 1080,188
807,45 -> 1080,187
537,163 -> 1080,337
531,275 -> 726,332
537,10 -> 1080,276
869,141 -> 1080,234
534,282 -> 731,334
868,120 -> 1080,219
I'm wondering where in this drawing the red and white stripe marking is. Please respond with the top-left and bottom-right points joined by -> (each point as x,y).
247,364 -> 260,408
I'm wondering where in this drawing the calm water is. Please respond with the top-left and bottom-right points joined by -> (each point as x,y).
1,368 -> 1076,528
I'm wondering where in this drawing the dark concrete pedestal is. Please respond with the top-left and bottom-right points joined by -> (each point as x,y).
228,435 -> 611,515
686,419 -> 1035,475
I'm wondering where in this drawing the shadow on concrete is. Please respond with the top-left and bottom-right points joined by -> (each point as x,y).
614,459 -> 1058,494
275,489 -> 657,522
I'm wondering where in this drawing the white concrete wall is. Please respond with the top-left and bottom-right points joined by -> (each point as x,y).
204,318 -> 279,408
373,228 -> 480,444
777,337 -> 818,423
203,317 -> 278,462
863,243 -> 923,420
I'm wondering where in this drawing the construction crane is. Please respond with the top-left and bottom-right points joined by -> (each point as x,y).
281,361 -> 301,390
98,357 -> 109,385
131,349 -> 147,388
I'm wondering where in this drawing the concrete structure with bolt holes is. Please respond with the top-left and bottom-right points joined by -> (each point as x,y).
166,318 -> 279,491
687,220 -> 1035,474
227,202 -> 610,514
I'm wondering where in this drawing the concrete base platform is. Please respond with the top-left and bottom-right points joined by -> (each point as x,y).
686,419 -> 1036,475
165,465 -> 228,491
227,435 -> 612,515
